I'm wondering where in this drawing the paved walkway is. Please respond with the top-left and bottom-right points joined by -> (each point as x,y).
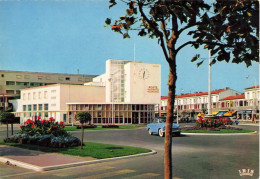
0,145 -> 97,171
0,145 -> 156,172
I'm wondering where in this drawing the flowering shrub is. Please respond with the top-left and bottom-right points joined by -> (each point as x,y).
20,117 -> 67,137
5,117 -> 81,148
196,117 -> 224,128
4,134 -> 81,148
182,126 -> 243,131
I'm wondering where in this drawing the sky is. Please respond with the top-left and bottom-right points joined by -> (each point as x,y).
0,0 -> 259,96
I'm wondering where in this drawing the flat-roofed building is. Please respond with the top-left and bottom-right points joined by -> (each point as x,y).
11,59 -> 161,125
0,70 -> 96,111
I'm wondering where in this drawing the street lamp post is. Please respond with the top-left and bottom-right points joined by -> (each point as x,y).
208,50 -> 212,115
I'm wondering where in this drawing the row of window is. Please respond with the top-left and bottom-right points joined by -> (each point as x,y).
175,96 -> 219,105
23,112 -> 49,118
5,75 -> 92,84
23,104 -> 48,111
68,104 -> 155,111
22,90 -> 56,100
6,81 -> 52,87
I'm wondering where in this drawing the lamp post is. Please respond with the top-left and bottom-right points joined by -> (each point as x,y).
108,77 -> 114,124
208,50 -> 212,115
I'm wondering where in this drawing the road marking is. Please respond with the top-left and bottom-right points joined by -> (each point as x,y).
77,169 -> 135,179
53,166 -> 115,177
128,173 -> 160,178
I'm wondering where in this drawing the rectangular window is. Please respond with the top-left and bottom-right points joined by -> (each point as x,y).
65,77 -> 70,81
6,90 -> 15,94
33,104 -> 37,111
1,74 -> 4,77
44,91 -> 48,99
44,104 -> 48,110
28,93 -> 31,100
23,105 -> 27,111
6,81 -> 15,85
28,105 -> 32,111
38,92 -> 42,99
45,112 -> 48,117
38,104 -> 43,110
33,92 -> 36,99
15,90 -> 20,95
63,114 -> 67,122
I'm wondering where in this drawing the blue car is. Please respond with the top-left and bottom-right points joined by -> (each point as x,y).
147,117 -> 181,137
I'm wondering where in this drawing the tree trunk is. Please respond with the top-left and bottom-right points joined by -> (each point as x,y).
11,123 -> 13,136
81,123 -> 84,149
164,63 -> 177,179
6,122 -> 8,138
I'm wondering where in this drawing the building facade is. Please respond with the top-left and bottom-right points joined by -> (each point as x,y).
0,70 -> 96,112
158,86 -> 259,121
11,59 -> 161,125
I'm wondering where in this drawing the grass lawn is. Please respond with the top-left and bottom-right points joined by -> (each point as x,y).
182,129 -> 254,134
65,125 -> 145,131
0,141 -> 151,159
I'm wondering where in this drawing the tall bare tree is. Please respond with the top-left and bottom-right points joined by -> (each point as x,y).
106,0 -> 259,178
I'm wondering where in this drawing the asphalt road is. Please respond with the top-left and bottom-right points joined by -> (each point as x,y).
0,124 -> 259,179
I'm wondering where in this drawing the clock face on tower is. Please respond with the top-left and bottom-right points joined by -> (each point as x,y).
138,68 -> 150,80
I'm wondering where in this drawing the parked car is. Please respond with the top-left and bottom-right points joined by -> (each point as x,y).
229,117 -> 239,125
147,117 -> 181,137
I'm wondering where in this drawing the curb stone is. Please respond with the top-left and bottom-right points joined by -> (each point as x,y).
182,131 -> 258,136
0,149 -> 157,172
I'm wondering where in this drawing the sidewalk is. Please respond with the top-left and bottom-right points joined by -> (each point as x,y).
0,145 -> 96,171
238,121 -> 259,126
0,145 -> 156,172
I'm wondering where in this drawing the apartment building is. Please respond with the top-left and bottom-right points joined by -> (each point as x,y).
0,70 -> 96,111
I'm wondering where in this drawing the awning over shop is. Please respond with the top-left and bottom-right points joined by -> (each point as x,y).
216,111 -> 227,117
212,111 -> 218,115
224,110 -> 236,117
237,110 -> 252,114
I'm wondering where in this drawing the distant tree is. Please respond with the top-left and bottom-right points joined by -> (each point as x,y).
76,112 -> 92,149
106,0 -> 258,178
0,112 -> 15,138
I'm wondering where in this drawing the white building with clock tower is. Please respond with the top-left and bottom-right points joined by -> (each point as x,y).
105,59 -> 161,104
12,59 -> 161,125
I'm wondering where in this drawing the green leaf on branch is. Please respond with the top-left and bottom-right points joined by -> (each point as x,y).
210,59 -> 216,66
197,61 -> 204,67
109,0 -> 117,9
105,18 -> 111,25
191,54 -> 200,62
123,33 -> 130,39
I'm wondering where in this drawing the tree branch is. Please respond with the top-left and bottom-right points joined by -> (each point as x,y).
137,0 -> 170,62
